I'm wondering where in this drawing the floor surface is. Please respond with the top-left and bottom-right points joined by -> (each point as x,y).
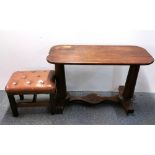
0,91 -> 155,125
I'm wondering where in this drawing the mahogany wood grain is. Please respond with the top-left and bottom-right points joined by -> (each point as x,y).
47,45 -> 154,65
17,100 -> 49,107
69,93 -> 119,104
54,64 -> 67,113
123,65 -> 140,99
47,45 -> 154,114
68,86 -> 134,114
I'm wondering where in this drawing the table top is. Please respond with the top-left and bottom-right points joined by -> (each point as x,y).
47,45 -> 154,65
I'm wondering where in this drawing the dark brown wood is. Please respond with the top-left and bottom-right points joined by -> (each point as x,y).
55,64 -> 67,113
15,94 -> 56,113
8,93 -> 56,115
66,86 -> 134,114
47,45 -> 154,114
7,94 -> 18,117
123,65 -> 140,99
17,100 -> 49,107
47,45 -> 154,65
120,99 -> 134,114
32,94 -> 37,102
49,93 -> 56,114
19,94 -> 24,100
69,93 -> 119,104
118,86 -> 134,114
55,64 -> 67,97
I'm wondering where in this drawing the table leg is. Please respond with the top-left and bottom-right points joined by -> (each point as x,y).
55,64 -> 67,113
120,65 -> 140,114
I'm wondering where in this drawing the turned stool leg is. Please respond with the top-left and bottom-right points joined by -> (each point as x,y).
32,94 -> 37,102
19,94 -> 24,100
7,94 -> 18,117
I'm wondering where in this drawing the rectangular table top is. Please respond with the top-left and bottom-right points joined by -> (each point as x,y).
47,45 -> 154,65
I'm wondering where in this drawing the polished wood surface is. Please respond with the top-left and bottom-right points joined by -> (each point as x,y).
47,45 -> 154,65
69,93 -> 119,104
69,85 -> 134,114
47,45 -> 154,114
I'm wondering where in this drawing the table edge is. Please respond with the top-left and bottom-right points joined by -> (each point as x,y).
47,45 -> 154,65
47,56 -> 154,65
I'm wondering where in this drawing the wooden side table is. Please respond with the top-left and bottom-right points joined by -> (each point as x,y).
47,45 -> 154,114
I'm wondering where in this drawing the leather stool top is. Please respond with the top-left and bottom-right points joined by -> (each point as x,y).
5,70 -> 56,94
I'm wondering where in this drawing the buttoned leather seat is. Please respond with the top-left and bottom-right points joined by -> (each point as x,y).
6,70 -> 56,94
5,70 -> 56,116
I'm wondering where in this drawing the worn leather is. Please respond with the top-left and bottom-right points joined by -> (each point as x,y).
5,70 -> 56,94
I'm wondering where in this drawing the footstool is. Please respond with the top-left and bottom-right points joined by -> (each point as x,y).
5,70 -> 56,116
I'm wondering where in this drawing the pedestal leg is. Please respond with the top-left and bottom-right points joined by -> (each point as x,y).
55,64 -> 67,113
120,65 -> 140,114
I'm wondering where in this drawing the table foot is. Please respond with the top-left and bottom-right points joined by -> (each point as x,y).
53,97 -> 66,114
55,105 -> 64,114
120,100 -> 134,114
118,86 -> 134,114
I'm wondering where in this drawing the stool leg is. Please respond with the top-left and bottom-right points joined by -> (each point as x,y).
49,93 -> 56,114
32,94 -> 37,102
7,94 -> 18,117
19,94 -> 24,100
